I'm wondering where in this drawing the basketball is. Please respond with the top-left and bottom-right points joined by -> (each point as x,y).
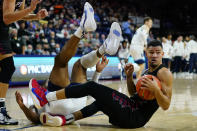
136,75 -> 162,100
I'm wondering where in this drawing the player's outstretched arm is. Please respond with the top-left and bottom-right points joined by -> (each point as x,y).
21,9 -> 48,21
15,91 -> 40,123
17,0 -> 48,21
92,56 -> 109,82
3,0 -> 42,25
125,63 -> 136,96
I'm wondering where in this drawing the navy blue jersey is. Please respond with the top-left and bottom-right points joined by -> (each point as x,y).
131,64 -> 165,123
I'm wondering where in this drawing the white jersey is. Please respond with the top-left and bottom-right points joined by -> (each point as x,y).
184,41 -> 190,61
172,40 -> 185,57
187,40 -> 197,54
38,97 -> 87,115
118,43 -> 130,59
162,42 -> 173,59
131,25 -> 149,48
166,39 -> 172,46
130,25 -> 148,61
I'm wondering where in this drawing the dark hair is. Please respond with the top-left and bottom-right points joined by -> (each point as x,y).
144,17 -> 152,24
147,40 -> 163,49
122,39 -> 128,43
189,35 -> 196,40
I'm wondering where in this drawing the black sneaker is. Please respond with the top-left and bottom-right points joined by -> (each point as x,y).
0,107 -> 18,125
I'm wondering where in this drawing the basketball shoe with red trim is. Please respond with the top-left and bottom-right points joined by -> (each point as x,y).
29,78 -> 49,109
40,112 -> 66,126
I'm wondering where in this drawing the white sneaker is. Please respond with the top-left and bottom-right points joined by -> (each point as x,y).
0,107 -> 18,125
80,2 -> 96,32
102,22 -> 122,55
40,112 -> 66,127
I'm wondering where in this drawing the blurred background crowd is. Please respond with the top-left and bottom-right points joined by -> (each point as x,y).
8,0 -> 197,76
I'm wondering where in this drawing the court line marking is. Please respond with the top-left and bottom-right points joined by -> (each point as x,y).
10,124 -> 41,130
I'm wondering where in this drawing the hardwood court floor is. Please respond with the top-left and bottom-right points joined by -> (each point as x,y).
1,78 -> 197,131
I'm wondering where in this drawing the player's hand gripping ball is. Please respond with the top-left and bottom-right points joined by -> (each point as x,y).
136,75 -> 162,100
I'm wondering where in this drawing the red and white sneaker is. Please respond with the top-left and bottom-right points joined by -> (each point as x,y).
40,112 -> 66,127
29,78 -> 48,109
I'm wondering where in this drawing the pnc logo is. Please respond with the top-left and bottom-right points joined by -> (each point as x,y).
20,65 -> 28,75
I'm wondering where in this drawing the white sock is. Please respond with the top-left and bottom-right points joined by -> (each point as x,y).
80,50 -> 100,69
98,44 -> 105,55
46,91 -> 57,102
74,27 -> 83,38
0,98 -> 5,102
0,98 -> 5,108
65,114 -> 75,124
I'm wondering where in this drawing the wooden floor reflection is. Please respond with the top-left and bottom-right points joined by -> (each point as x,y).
1,79 -> 197,131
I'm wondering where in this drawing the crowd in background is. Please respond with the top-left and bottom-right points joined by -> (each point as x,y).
9,0 -> 138,56
8,0 -> 197,76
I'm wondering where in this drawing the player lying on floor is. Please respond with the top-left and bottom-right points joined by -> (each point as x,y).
15,56 -> 109,124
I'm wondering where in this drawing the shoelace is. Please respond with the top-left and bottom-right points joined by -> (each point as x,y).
1,109 -> 11,119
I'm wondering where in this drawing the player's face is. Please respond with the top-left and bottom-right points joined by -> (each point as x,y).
146,46 -> 163,68
122,42 -> 127,48
147,20 -> 153,28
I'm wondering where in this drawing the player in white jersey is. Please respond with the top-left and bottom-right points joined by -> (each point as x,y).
166,34 -> 173,45
187,35 -> 197,76
130,17 -> 153,79
172,36 -> 184,74
118,40 -> 130,80
162,37 -> 173,69
118,40 -> 139,80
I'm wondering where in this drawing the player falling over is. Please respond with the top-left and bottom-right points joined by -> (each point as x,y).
16,2 -> 122,126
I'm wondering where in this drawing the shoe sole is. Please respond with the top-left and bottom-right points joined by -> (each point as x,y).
110,22 -> 121,38
81,2 -> 96,32
29,78 -> 42,109
104,22 -> 122,55
40,112 -> 62,127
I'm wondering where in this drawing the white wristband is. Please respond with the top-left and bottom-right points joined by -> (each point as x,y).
92,71 -> 101,83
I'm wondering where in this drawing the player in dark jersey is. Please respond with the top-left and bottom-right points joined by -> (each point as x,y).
29,40 -> 173,128
0,0 -> 48,125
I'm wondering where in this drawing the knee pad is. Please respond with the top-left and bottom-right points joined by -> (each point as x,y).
0,57 -> 15,83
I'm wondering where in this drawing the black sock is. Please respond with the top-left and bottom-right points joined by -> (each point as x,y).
0,98 -> 5,109
65,114 -> 75,124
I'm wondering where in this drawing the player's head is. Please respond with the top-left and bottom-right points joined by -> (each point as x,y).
162,37 -> 167,43
29,105 -> 39,115
177,36 -> 183,42
185,36 -> 190,42
189,35 -> 196,40
144,17 -> 153,29
146,40 -> 163,68
167,34 -> 172,40
122,40 -> 127,49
